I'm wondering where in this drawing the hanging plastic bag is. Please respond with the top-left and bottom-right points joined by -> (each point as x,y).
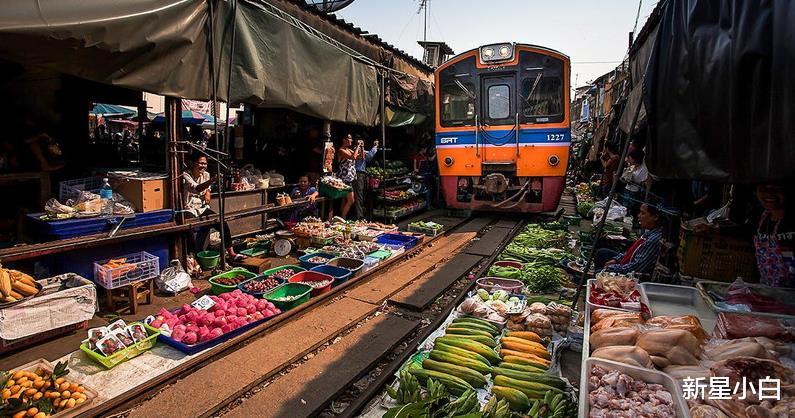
156,259 -> 193,294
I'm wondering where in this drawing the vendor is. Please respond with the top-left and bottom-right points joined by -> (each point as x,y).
353,135 -> 378,220
594,203 -> 664,275
182,154 -> 238,259
695,184 -> 794,287
289,175 -> 319,222
599,142 -> 620,198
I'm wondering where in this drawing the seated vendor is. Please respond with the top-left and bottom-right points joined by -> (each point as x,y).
288,175 -> 319,222
594,204 -> 664,275
182,154 -> 238,259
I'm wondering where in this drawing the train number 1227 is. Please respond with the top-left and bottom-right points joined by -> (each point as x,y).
546,133 -> 566,141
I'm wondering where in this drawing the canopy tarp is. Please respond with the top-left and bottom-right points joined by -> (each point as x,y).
645,0 -> 795,182
0,0 -> 380,126
90,103 -> 136,118
386,107 -> 426,128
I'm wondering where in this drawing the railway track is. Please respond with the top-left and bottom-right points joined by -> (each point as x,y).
104,214 -> 533,418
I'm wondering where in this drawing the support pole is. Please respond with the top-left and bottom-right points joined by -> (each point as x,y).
380,70 -> 387,206
207,0 -> 227,269
166,96 -> 185,262
570,93 -> 644,311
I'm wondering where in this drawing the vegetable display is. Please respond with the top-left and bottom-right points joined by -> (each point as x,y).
520,265 -> 567,294
213,274 -> 248,286
0,362 -> 89,417
241,278 -> 280,293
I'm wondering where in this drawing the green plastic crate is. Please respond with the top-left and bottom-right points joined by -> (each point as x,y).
79,323 -> 161,369
263,283 -> 313,311
209,268 -> 257,295
367,249 -> 392,260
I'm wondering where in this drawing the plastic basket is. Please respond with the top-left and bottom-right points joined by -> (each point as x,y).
319,182 -> 352,199
677,227 -> 758,281
408,224 -> 443,237
476,277 -> 524,293
288,271 -> 335,296
310,264 -> 353,287
298,252 -> 336,270
326,257 -> 364,277
367,249 -> 392,260
239,265 -> 306,297
93,251 -> 160,289
208,268 -> 257,295
80,323 -> 160,369
376,233 -> 420,250
157,312 -> 277,355
264,282 -> 313,310
239,247 -> 267,257
59,176 -> 104,202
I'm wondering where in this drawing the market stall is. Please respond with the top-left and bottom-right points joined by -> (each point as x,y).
0,213 -> 448,417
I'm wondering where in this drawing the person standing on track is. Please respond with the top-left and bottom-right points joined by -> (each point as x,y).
353,134 -> 378,220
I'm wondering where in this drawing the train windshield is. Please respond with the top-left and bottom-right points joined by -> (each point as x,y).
519,52 -> 564,124
439,57 -> 477,127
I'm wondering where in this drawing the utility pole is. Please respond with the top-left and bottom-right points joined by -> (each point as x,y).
418,0 -> 429,43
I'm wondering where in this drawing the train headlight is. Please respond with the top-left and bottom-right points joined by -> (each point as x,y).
444,156 -> 454,167
548,155 -> 560,166
480,43 -> 514,63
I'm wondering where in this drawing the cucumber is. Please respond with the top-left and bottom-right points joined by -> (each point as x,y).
452,317 -> 500,334
445,327 -> 495,339
442,333 -> 496,348
448,321 -> 500,337
498,361 -> 547,374
408,367 -> 473,396
435,342 -> 491,366
491,367 -> 566,390
493,375 -> 563,399
422,359 -> 487,388
492,385 -> 531,412
429,350 -> 492,375
502,355 -> 549,370
435,337 -> 501,365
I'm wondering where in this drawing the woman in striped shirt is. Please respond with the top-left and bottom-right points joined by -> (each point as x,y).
595,204 -> 664,275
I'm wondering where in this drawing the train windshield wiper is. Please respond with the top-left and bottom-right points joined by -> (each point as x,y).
454,79 -> 476,100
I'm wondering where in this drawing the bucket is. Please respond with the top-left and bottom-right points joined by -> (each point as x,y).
196,250 -> 220,271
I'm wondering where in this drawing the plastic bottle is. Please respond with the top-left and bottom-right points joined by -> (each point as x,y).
100,178 -> 113,215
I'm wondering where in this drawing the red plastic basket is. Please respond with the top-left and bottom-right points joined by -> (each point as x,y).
288,271 -> 334,297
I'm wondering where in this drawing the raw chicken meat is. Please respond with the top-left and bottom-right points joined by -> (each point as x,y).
637,329 -> 701,366
592,308 -> 634,324
588,365 -> 676,418
664,365 -> 711,381
690,405 -> 729,418
703,339 -> 776,362
591,313 -> 645,333
710,357 -> 795,389
590,327 -> 639,350
591,345 -> 654,368
646,315 -> 710,344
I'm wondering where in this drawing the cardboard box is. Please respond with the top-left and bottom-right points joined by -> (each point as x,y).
109,172 -> 168,212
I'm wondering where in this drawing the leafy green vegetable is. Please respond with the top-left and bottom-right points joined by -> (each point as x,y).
520,265 -> 567,294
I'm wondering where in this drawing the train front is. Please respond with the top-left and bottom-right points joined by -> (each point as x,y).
434,43 -> 570,213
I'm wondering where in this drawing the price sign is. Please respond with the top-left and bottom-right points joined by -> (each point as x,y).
191,295 -> 216,311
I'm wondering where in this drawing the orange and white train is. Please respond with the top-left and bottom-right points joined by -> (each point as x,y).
435,43 -> 571,213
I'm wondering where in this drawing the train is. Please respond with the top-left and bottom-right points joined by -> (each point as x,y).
434,42 -> 571,213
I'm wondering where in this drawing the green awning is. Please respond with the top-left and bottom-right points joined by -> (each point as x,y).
0,0 -> 380,126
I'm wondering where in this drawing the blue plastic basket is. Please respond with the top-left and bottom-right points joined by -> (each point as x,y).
298,252 -> 336,270
156,313 -> 277,355
376,233 -> 419,250
310,264 -> 353,287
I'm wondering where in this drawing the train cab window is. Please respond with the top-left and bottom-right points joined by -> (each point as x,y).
487,85 -> 511,120
521,77 -> 562,121
440,82 -> 476,126
519,52 -> 565,124
439,57 -> 477,127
